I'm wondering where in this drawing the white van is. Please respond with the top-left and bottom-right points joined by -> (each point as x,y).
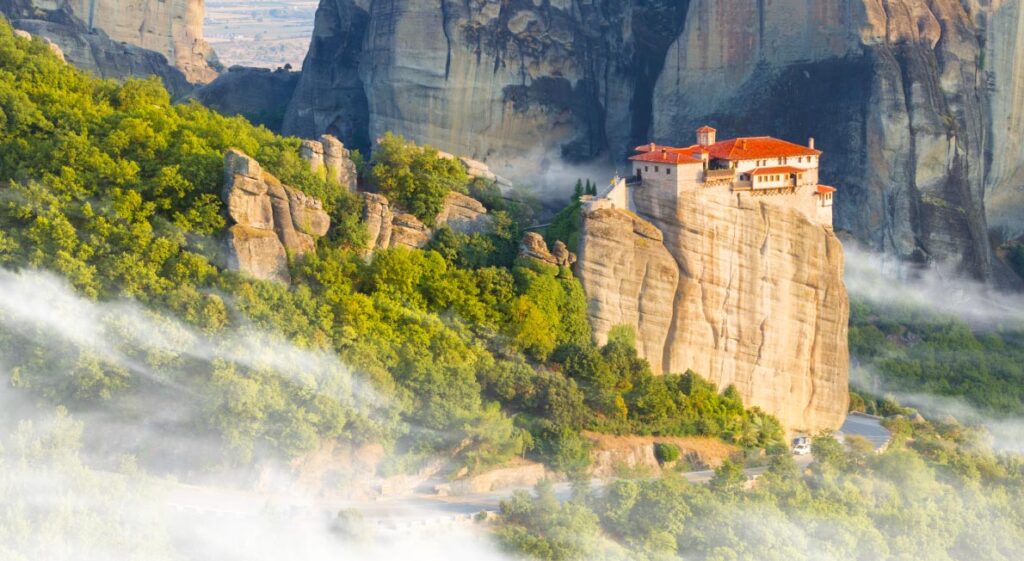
792,436 -> 811,455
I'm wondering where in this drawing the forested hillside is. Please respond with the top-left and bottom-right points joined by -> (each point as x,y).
0,19 -> 781,476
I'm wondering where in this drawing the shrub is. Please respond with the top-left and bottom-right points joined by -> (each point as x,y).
654,442 -> 681,464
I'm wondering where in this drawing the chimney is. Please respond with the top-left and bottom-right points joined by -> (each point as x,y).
809,137 -> 815,150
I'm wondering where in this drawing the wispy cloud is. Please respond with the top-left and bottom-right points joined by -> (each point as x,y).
843,243 -> 1024,327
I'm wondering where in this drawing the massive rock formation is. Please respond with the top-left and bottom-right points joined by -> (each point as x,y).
284,0 -> 1024,278
222,149 -> 331,284
192,67 -> 301,130
0,0 -> 218,84
983,1 -> 1024,241
577,188 -> 850,434
7,17 -> 193,96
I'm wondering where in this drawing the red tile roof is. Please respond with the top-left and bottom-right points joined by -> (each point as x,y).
706,137 -> 820,160
816,185 -> 837,194
696,125 -> 717,133
629,145 -> 704,164
634,136 -> 820,162
749,166 -> 804,175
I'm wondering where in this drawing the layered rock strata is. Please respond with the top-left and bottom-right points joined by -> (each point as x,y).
283,0 -> 1024,277
577,188 -> 850,434
222,150 -> 330,284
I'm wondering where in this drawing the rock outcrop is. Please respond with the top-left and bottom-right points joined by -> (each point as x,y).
362,191 -> 492,251
520,232 -> 576,268
222,149 -> 331,284
13,27 -> 63,60
577,187 -> 850,434
282,0 -> 1024,278
300,134 -> 358,192
1,0 -> 218,83
436,191 -> 493,234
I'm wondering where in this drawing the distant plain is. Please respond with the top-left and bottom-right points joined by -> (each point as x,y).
205,0 -> 316,69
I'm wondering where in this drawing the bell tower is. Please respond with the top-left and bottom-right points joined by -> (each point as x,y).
696,125 -> 717,146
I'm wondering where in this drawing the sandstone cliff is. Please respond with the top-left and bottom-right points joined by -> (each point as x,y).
222,149 -> 331,284
283,0 -> 1024,278
577,189 -> 850,434
7,17 -> 193,96
1,0 -> 218,86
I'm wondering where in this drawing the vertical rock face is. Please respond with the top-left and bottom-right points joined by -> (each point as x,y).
651,0 -> 992,277
983,0 -> 1024,240
64,0 -> 218,83
285,0 -> 1024,277
577,189 -> 850,434
6,17 -> 193,96
222,150 -> 331,284
283,0 -> 691,173
1,0 -> 217,91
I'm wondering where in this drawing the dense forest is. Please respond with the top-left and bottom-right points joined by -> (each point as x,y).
0,19 -> 780,477
849,299 -> 1024,416
497,413 -> 1024,561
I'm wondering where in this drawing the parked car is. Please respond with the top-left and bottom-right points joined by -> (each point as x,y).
792,436 -> 811,455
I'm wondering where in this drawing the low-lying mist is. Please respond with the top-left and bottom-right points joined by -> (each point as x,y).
0,269 -> 519,560
844,243 -> 1024,328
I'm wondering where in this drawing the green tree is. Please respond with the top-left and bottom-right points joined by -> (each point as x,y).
368,132 -> 469,225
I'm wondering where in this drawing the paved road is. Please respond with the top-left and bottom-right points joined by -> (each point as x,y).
162,453 -> 816,524
836,412 -> 892,452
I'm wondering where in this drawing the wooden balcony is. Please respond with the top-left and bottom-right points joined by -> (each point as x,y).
704,169 -> 736,181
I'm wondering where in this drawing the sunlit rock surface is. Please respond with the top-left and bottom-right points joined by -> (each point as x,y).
577,187 -> 850,434
301,134 -> 359,193
222,149 -> 331,284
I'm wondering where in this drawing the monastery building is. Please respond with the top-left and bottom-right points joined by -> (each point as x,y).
595,126 -> 836,227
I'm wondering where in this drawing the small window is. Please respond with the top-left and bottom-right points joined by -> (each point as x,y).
645,166 -> 649,172
655,166 -> 659,172
667,168 -> 672,175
